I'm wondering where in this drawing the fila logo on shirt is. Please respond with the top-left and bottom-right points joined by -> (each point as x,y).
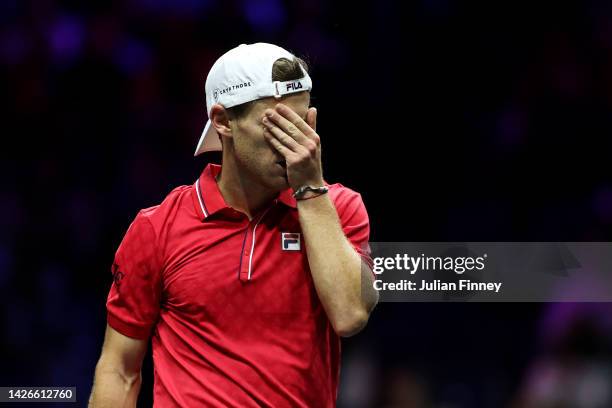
281,233 -> 301,251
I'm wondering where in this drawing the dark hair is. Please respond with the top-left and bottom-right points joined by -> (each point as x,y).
226,56 -> 309,120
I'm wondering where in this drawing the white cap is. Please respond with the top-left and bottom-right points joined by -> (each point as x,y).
194,43 -> 313,156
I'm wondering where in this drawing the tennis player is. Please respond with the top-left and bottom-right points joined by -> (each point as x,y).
89,42 -> 378,407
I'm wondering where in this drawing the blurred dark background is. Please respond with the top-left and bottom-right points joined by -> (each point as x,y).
1,0 -> 612,407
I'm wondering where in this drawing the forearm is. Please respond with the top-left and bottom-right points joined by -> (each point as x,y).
89,361 -> 141,408
298,193 -> 378,336
263,101 -> 377,333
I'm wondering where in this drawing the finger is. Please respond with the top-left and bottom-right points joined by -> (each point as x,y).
306,107 -> 317,132
264,108 -> 309,145
274,103 -> 318,140
264,128 -> 293,157
262,117 -> 302,152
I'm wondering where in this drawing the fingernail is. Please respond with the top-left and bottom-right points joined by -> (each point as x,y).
262,117 -> 268,123
265,110 -> 273,117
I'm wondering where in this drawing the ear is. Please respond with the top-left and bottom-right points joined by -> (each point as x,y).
210,104 -> 233,139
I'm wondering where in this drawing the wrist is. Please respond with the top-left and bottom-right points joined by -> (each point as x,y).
297,190 -> 327,200
293,184 -> 328,200
296,189 -> 331,211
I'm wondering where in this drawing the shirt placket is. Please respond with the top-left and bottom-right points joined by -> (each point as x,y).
238,206 -> 273,282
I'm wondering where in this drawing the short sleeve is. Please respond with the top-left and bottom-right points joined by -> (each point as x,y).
333,189 -> 373,270
106,211 -> 162,339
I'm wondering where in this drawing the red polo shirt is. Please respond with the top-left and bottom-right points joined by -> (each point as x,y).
106,163 -> 372,407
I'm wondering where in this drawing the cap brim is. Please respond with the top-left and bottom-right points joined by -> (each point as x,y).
194,120 -> 222,156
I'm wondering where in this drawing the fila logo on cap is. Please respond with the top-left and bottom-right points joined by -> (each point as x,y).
281,233 -> 301,251
286,81 -> 303,92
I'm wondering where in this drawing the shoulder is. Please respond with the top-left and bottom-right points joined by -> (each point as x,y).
327,182 -> 365,205
326,182 -> 368,217
135,184 -> 193,235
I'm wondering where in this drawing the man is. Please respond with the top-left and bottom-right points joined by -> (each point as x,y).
89,42 -> 378,407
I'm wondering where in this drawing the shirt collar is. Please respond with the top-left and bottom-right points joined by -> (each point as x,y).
193,163 -> 226,220
276,188 -> 297,209
192,163 -> 297,221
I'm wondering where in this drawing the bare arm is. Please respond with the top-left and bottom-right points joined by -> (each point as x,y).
89,324 -> 148,408
262,102 -> 378,337
297,194 -> 379,337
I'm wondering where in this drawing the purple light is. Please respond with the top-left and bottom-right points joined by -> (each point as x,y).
243,0 -> 286,33
49,15 -> 85,64
132,0 -> 214,17
114,37 -> 153,76
0,27 -> 31,65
